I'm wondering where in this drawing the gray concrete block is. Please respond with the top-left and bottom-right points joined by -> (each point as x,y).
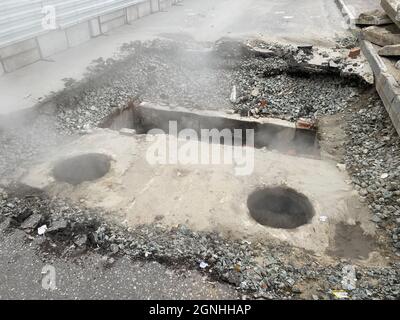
0,38 -> 38,59
151,0 -> 160,12
127,5 -> 139,22
137,1 -> 152,17
362,24 -> 400,47
100,16 -> 126,33
66,21 -> 91,47
99,9 -> 125,23
361,40 -> 388,77
2,48 -> 41,72
379,44 -> 400,56
160,0 -> 173,11
381,0 -> 400,29
356,9 -> 392,25
37,30 -> 68,58
89,18 -> 101,37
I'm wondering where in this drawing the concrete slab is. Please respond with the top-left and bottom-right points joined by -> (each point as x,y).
335,0 -> 381,26
361,24 -> 400,46
137,1 -> 152,17
361,39 -> 400,135
0,38 -> 38,59
100,16 -> 126,34
37,29 -> 68,58
89,18 -> 102,37
378,43 -> 400,55
151,0 -> 160,12
20,129 -> 374,255
127,5 -> 139,23
381,0 -> 400,29
2,48 -> 41,73
66,22 -> 91,47
99,9 -> 126,23
160,0 -> 173,11
357,9 -> 392,25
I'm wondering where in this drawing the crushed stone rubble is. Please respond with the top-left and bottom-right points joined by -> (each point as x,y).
0,187 -> 399,300
0,39 -> 399,299
343,94 -> 400,255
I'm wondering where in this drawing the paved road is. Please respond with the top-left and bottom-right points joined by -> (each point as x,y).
0,229 -> 238,299
0,0 -> 349,115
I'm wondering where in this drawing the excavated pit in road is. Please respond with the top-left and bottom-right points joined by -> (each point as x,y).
20,101 -> 378,259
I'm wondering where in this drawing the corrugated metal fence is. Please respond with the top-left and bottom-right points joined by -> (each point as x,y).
0,0 -> 143,48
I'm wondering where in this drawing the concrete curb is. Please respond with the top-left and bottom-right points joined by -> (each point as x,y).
360,39 -> 388,76
334,0 -> 357,28
361,40 -> 400,136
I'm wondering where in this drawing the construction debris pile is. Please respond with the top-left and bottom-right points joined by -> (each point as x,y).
1,38 -> 400,300
359,0 -> 400,64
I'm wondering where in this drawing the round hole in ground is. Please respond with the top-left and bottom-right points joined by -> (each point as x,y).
53,153 -> 111,186
247,186 -> 315,229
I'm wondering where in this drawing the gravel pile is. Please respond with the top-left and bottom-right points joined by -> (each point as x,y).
344,93 -> 400,255
0,187 -> 399,300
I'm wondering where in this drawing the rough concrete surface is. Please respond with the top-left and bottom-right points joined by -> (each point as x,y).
20,128 -> 375,254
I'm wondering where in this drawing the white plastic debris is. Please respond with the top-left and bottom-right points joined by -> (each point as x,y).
380,173 -> 389,179
319,216 -> 328,222
199,261 -> 209,269
38,225 -> 47,235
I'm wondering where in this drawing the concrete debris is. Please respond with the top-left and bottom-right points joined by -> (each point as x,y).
47,219 -> 68,233
378,43 -> 400,56
361,24 -> 400,47
20,213 -> 42,231
381,0 -> 400,29
356,9 -> 392,26
119,128 -> 136,136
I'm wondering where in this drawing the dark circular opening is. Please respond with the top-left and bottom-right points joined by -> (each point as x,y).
53,153 -> 111,185
247,186 -> 314,229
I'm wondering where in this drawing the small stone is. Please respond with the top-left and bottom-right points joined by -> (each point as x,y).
74,234 -> 88,247
110,243 -> 119,254
47,219 -> 68,233
119,128 -> 137,137
20,214 -> 42,231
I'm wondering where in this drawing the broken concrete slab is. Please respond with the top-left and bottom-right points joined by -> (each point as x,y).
362,24 -> 400,46
356,9 -> 392,25
20,213 -> 42,231
378,43 -> 400,56
47,219 -> 68,233
381,0 -> 400,29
